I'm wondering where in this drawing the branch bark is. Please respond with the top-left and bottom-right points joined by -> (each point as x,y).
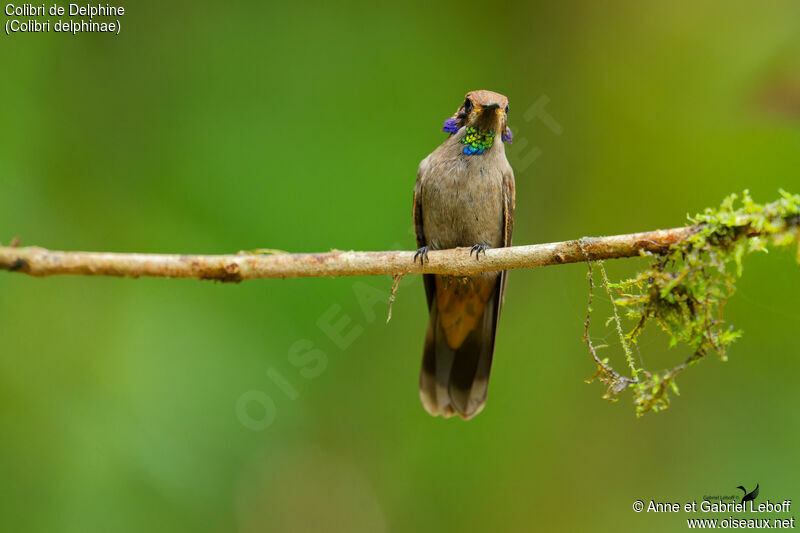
0,226 -> 698,282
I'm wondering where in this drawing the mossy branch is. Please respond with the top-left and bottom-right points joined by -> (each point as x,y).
583,190 -> 800,416
1,190 -> 798,417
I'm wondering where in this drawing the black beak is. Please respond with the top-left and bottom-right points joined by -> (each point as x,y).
481,103 -> 501,110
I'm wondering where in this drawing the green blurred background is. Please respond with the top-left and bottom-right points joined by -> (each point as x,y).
2,1 -> 799,531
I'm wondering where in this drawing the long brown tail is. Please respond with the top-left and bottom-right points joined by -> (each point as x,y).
419,275 -> 502,420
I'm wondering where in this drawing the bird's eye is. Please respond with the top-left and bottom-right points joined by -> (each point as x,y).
463,98 -> 473,112
505,104 -> 509,114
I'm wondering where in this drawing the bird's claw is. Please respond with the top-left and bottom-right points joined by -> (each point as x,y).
414,246 -> 430,264
469,243 -> 490,260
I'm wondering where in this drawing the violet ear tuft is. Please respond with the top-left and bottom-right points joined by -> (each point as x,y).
442,117 -> 459,134
502,127 -> 513,144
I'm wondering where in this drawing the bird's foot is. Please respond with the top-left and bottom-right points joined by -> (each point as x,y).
414,246 -> 430,264
470,243 -> 490,260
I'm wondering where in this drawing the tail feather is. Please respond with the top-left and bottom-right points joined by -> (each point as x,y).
419,276 -> 501,420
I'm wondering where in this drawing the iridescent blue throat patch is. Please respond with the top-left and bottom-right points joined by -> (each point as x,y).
461,127 -> 495,155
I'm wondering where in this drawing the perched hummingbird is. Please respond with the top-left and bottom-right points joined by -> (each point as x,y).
413,90 -> 515,420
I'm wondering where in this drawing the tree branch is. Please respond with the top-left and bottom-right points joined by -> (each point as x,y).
0,226 -> 698,282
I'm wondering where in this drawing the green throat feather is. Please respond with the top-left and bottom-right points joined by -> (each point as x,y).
461,127 -> 495,155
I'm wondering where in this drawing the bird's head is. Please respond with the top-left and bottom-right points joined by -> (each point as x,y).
442,90 -> 513,149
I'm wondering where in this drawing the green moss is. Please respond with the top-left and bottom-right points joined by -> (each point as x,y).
583,191 -> 800,416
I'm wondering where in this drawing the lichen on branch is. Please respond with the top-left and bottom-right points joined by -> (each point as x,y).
584,190 -> 800,416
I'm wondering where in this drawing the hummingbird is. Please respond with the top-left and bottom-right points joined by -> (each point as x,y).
413,90 -> 516,420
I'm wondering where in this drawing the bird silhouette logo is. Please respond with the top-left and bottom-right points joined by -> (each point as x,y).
737,483 -> 759,504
